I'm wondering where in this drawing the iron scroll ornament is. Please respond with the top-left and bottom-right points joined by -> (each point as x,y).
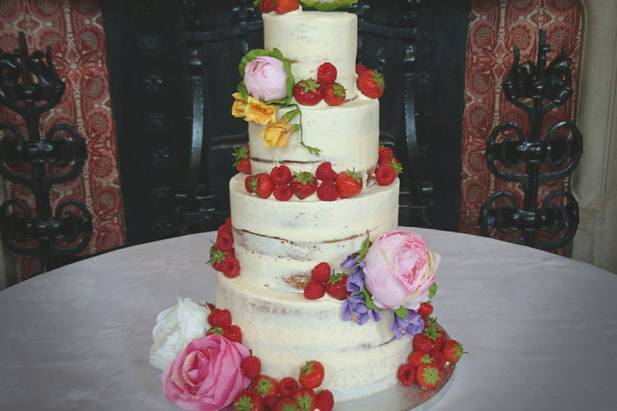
480,29 -> 582,250
0,32 -> 92,273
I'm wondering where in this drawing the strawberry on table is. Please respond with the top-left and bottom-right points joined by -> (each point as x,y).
336,170 -> 362,199
315,162 -> 337,182
325,273 -> 349,301
397,363 -> 416,387
255,173 -> 274,199
317,181 -> 338,201
241,356 -> 262,379
274,0 -> 299,14
315,389 -> 334,411
233,145 -> 251,174
232,390 -> 264,411
273,184 -> 293,201
293,79 -> 322,106
291,172 -> 317,199
271,165 -> 293,186
298,361 -> 325,389
357,69 -> 385,99
303,280 -> 326,300
416,364 -> 441,390
443,340 -> 464,364
317,62 -> 337,85
253,375 -> 279,403
310,262 -> 331,283
293,388 -> 317,411
322,83 -> 346,106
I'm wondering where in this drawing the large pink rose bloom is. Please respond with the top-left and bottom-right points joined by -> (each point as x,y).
244,56 -> 288,101
364,231 -> 439,310
162,334 -> 250,411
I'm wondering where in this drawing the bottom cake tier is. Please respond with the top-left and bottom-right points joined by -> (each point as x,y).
216,273 -> 410,401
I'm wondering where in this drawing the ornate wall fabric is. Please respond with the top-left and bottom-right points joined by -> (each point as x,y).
0,0 -> 125,280
460,0 -> 583,236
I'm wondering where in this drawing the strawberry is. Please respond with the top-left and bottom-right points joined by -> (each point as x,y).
209,245 -> 230,272
255,173 -> 274,199
273,184 -> 293,201
259,0 -> 275,13
224,325 -> 242,343
416,364 -> 441,390
336,170 -> 362,199
232,390 -> 264,411
316,181 -> 338,201
408,351 -> 433,368
279,377 -> 299,398
208,308 -> 232,328
325,273 -> 349,301
315,162 -> 337,182
274,398 -> 299,411
356,63 -> 368,75
430,328 -> 447,354
293,388 -> 317,411
245,175 -> 257,193
291,172 -> 317,199
271,165 -> 293,185
233,145 -> 251,174
322,82 -> 346,106
298,361 -> 324,389
317,62 -> 337,85
310,262 -> 331,283
303,280 -> 326,300
293,79 -> 322,106
443,340 -> 464,364
223,217 -> 232,228
241,356 -> 262,379
357,69 -> 385,99
431,352 -> 446,370
378,146 -> 394,164
222,254 -> 241,278
253,375 -> 279,403
216,228 -> 234,251
418,302 -> 433,317
274,0 -> 299,14
397,363 -> 416,387
375,164 -> 397,186
315,390 -> 334,411
412,333 -> 434,353
423,316 -> 445,353
206,326 -> 224,336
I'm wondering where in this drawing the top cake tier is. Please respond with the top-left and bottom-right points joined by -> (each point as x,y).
263,10 -> 358,99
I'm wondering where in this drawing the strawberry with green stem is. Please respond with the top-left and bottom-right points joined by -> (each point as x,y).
336,170 -> 362,198
298,360 -> 325,389
233,144 -> 251,174
416,364 -> 441,390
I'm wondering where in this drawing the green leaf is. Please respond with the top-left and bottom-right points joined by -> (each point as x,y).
357,234 -> 371,261
361,287 -> 381,311
394,306 -> 409,319
236,82 -> 249,100
237,48 -> 295,105
300,0 -> 358,11
429,283 -> 438,300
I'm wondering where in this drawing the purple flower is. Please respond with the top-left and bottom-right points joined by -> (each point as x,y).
391,310 -> 424,339
342,295 -> 381,325
341,252 -> 360,269
346,268 -> 365,295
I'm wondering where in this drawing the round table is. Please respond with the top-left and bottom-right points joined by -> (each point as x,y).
1,228 -> 616,411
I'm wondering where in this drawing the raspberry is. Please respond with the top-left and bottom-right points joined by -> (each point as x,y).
397,363 -> 416,386
303,280 -> 326,300
378,146 -> 394,164
317,182 -> 338,201
418,302 -> 433,317
317,62 -> 338,85
222,255 -> 240,278
223,325 -> 242,343
316,389 -> 334,411
271,165 -> 293,185
310,262 -> 331,283
315,162 -> 337,182
375,164 -> 397,186
208,308 -> 232,328
273,184 -> 293,201
216,229 -> 234,251
241,356 -> 262,379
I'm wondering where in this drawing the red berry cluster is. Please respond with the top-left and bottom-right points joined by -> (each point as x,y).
206,307 -> 243,343
397,304 -> 464,390
375,146 -> 403,186
231,359 -> 334,411
233,144 -> 251,175
258,0 -> 299,15
209,218 -> 240,278
303,262 -> 349,301
294,62 -> 347,107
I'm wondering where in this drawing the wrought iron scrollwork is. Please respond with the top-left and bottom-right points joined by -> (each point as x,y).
0,32 -> 92,273
481,29 -> 582,250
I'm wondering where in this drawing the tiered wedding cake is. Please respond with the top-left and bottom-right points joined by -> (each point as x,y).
216,7 -> 406,401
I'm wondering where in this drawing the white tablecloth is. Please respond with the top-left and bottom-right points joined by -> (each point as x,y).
1,228 -> 616,411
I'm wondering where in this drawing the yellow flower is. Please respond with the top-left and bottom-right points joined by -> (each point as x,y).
261,119 -> 296,148
245,96 -> 278,125
231,93 -> 247,119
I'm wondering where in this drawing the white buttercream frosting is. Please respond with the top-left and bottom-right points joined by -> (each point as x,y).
263,11 -> 358,98
149,298 -> 210,370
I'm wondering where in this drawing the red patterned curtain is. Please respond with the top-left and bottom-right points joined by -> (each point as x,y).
459,0 -> 583,236
0,0 -> 125,280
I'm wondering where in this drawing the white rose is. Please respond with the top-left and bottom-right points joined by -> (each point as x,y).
149,298 -> 211,370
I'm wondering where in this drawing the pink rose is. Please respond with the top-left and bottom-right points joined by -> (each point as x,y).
162,334 -> 250,411
364,231 -> 439,310
244,56 -> 288,101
